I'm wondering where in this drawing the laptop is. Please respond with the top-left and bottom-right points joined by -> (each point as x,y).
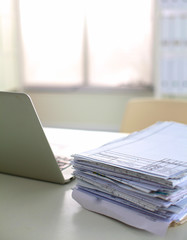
0,91 -> 74,184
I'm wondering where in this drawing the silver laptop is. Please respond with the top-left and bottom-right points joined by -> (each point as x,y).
0,91 -> 74,184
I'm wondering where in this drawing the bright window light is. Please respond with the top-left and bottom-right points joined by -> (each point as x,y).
19,0 -> 153,88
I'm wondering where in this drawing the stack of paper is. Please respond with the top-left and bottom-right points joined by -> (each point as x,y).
72,122 -> 187,235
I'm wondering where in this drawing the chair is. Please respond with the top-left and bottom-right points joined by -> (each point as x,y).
121,98 -> 187,133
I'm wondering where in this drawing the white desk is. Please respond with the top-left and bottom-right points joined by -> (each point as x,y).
1,174 -> 187,240
0,129 -> 187,240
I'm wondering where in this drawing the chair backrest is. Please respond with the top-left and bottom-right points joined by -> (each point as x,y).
121,98 -> 187,133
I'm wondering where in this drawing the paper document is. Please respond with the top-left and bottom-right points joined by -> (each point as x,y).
78,122 -> 187,178
72,122 -> 187,235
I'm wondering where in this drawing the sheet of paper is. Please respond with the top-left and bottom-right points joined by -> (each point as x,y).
72,188 -> 171,236
75,171 -> 172,210
75,122 -> 187,180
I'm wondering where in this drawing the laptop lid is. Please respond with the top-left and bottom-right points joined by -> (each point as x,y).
0,91 -> 69,184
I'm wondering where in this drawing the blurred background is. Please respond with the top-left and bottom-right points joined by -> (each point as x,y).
0,0 -> 186,131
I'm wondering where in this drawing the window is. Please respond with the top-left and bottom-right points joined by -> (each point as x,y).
19,0 -> 154,89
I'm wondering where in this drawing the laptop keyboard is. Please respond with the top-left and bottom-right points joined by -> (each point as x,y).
56,156 -> 72,171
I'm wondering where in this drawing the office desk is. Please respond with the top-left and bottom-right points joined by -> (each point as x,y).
1,174 -> 187,240
0,129 -> 187,240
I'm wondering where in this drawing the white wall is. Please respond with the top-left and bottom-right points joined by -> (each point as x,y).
27,89 -> 153,132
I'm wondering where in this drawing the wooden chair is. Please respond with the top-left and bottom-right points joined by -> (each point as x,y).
121,98 -> 187,133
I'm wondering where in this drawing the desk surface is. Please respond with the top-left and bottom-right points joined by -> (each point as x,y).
1,174 -> 187,240
1,129 -> 187,240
